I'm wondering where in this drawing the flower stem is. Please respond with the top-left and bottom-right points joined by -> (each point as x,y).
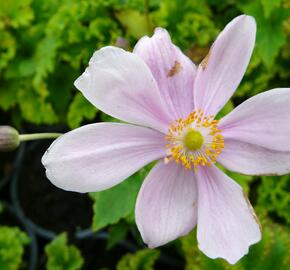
19,133 -> 62,142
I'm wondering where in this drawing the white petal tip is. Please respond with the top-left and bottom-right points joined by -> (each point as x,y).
153,27 -> 168,35
237,14 -> 256,31
198,231 -> 262,265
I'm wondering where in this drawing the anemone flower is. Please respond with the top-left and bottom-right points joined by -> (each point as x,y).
42,15 -> 290,264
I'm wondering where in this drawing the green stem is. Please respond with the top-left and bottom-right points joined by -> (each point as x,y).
19,133 -> 62,142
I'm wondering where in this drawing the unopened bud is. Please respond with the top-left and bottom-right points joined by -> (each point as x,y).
0,126 -> 20,152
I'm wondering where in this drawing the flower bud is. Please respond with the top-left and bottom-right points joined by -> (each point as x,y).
0,126 -> 20,152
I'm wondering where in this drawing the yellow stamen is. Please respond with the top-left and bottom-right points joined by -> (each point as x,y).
165,109 -> 224,171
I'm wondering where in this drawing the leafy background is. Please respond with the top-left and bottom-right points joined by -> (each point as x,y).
0,0 -> 290,269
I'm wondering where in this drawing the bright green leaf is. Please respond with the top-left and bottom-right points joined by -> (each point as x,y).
258,175 -> 290,225
0,226 -> 30,270
240,1 -> 288,68
117,249 -> 160,270
90,167 -> 150,231
115,10 -> 150,38
18,88 -> 58,124
0,0 -> 34,28
67,92 -> 98,129
260,0 -> 282,18
181,219 -> 290,270
45,233 -> 84,270
0,31 -> 16,70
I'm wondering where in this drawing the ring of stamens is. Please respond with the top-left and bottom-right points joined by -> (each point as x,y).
165,109 -> 224,171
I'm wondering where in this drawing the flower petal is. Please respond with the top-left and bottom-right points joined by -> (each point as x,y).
218,88 -> 290,175
196,165 -> 261,264
219,88 -> 290,152
42,123 -> 166,193
194,15 -> 256,116
136,160 -> 197,248
217,139 -> 290,175
74,46 -> 172,133
134,28 -> 196,119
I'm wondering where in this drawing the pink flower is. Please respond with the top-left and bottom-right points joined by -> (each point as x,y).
42,15 -> 290,264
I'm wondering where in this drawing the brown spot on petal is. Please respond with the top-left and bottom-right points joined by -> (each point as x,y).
167,61 -> 182,77
200,50 -> 211,70
243,191 -> 262,231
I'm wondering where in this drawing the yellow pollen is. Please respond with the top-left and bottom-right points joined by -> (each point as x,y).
165,109 -> 224,171
184,129 -> 203,151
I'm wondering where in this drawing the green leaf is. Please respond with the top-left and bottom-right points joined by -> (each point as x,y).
216,100 -> 234,119
181,218 -> 290,270
115,10 -> 149,38
100,112 -> 120,123
106,221 -> 129,250
33,35 -> 60,97
0,81 -> 19,110
0,31 -> 16,70
240,220 -> 290,270
176,12 -> 217,48
258,175 -> 290,225
116,249 -> 160,270
18,88 -> 58,124
260,0 -> 282,18
0,0 -> 34,29
0,0 -> 121,128
45,233 -> 84,270
0,226 -> 30,270
90,166 -> 151,231
181,229 -> 226,270
240,1 -> 288,68
67,92 -> 98,129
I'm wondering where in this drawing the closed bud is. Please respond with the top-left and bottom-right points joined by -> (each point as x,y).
0,126 -> 20,152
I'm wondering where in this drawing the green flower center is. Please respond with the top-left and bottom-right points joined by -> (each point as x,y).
184,129 -> 204,151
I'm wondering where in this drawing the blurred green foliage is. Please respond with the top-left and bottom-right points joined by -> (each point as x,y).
181,217 -> 290,270
1,0 -> 290,269
0,0 -> 120,127
45,233 -> 84,270
1,0 -> 289,128
258,175 -> 290,225
116,249 -> 160,270
0,226 -> 29,270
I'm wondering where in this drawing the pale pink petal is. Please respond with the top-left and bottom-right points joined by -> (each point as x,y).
196,165 -> 261,264
74,46 -> 172,133
219,88 -> 290,151
136,160 -> 197,248
217,139 -> 290,175
218,88 -> 290,175
134,28 -> 196,119
42,123 -> 166,193
194,15 -> 256,116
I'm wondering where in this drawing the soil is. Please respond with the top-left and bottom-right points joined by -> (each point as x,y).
17,141 -> 93,235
